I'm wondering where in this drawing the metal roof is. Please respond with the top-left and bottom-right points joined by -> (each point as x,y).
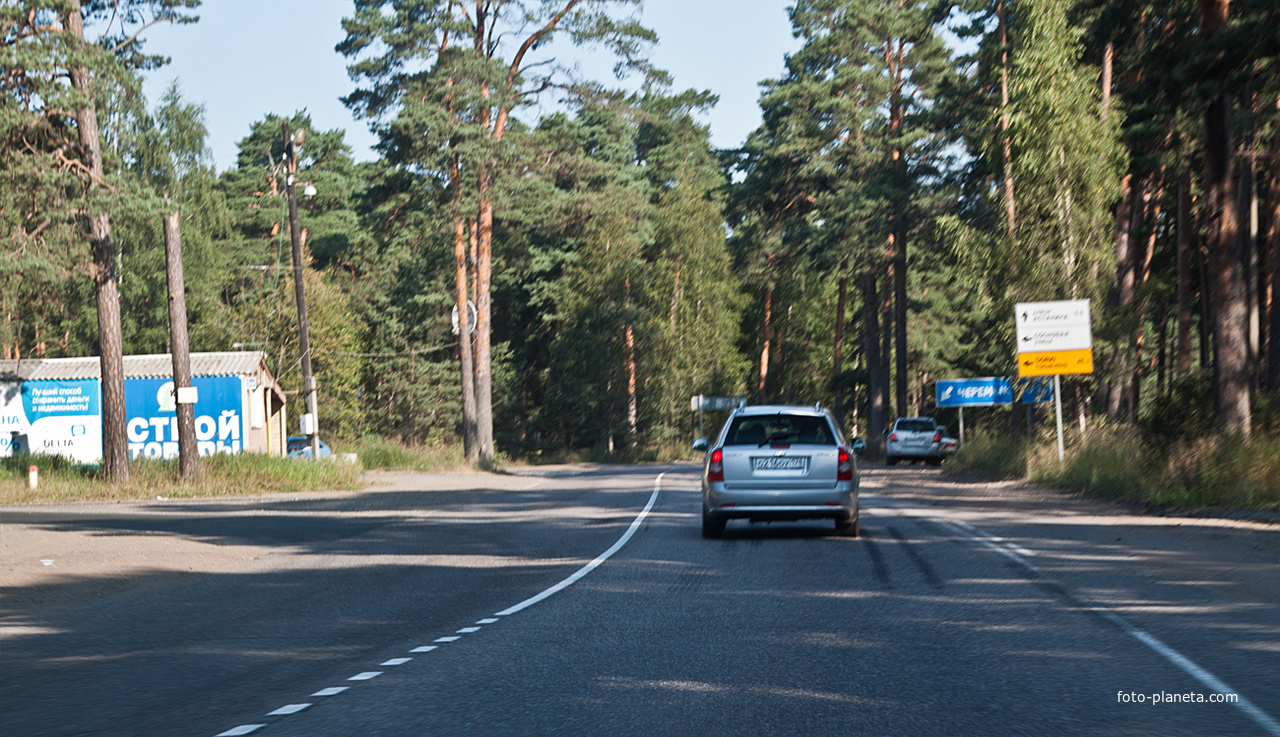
0,352 -> 269,381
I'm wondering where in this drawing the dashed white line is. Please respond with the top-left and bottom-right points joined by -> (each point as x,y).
928,513 -> 1280,736
216,726 -> 264,736
266,704 -> 310,716
210,471 -> 669,736
495,472 -> 665,616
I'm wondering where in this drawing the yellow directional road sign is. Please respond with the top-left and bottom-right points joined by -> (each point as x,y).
1017,348 -> 1094,377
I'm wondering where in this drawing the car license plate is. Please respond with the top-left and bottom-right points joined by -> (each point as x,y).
752,456 -> 807,471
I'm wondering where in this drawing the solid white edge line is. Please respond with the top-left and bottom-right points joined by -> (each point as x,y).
494,472 -> 665,617
934,514 -> 1280,735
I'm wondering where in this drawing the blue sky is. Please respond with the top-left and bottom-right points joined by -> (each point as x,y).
134,1 -> 803,172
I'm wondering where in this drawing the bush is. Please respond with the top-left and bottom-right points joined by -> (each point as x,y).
1031,428 -> 1280,511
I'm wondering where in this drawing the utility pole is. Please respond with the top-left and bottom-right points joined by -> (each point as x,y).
284,122 -> 320,459
163,210 -> 199,478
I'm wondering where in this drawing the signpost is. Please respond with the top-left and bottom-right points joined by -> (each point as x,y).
935,377 -> 1053,444
1015,299 -> 1093,462
689,395 -> 747,439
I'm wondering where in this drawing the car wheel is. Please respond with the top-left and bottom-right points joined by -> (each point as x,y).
886,456 -> 898,466
927,457 -> 942,467
835,513 -> 859,537
702,510 -> 726,539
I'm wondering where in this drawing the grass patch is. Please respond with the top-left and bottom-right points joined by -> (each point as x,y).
947,427 -> 1280,511
340,437 -> 471,473
0,452 -> 362,505
946,432 -> 1027,478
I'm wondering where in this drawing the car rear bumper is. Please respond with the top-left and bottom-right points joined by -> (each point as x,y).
704,482 -> 857,521
886,443 -> 942,459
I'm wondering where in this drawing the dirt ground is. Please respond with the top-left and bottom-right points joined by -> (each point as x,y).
0,469 -> 545,621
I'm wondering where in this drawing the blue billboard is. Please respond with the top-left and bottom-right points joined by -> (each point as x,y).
936,377 -> 1053,408
125,375 -> 245,459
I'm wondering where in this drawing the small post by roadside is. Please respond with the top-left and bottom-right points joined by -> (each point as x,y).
28,464 -> 37,490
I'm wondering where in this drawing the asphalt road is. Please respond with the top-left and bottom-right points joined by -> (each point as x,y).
2,464 -> 1278,736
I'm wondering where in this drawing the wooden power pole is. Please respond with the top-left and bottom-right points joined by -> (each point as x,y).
284,122 -> 320,458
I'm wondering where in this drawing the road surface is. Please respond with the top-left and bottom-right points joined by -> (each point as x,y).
2,464 -> 1277,736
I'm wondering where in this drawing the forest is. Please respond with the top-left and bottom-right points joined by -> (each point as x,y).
3,1 -> 1279,482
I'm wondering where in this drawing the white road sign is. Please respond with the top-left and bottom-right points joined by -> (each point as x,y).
1015,299 -> 1092,352
1015,299 -> 1091,330
1016,325 -> 1093,352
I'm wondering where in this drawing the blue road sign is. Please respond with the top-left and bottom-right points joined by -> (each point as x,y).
936,377 -> 1053,407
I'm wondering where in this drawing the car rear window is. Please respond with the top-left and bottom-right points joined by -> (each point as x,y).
724,414 -> 835,446
895,419 -> 936,433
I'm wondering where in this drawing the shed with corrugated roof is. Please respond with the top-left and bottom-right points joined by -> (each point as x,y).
0,352 -> 288,462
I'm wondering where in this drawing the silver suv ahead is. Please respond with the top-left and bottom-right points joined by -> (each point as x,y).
694,404 -> 859,539
885,416 -> 946,466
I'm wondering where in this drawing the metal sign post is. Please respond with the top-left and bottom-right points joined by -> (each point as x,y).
1054,375 -> 1065,462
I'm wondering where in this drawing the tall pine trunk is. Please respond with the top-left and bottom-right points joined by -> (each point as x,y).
1268,103 -> 1280,390
453,210 -> 479,464
862,267 -> 885,451
1200,0 -> 1251,437
999,0 -> 1017,241
1109,174 -> 1136,420
1177,176 -> 1194,374
67,2 -> 127,482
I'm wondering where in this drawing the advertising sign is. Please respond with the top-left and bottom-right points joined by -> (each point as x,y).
125,375 -> 245,460
936,378 -> 1053,407
0,379 -> 103,463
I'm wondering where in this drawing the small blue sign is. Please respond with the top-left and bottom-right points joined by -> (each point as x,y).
937,377 -> 1053,407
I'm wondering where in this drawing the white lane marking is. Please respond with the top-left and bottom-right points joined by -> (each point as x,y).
929,516 -> 1280,736
381,658 -> 411,666
217,726 -> 264,736
410,645 -> 438,653
311,687 -> 348,696
433,636 -> 461,643
266,704 -> 310,716
495,472 -> 665,617
347,672 -> 382,681
456,626 -> 481,633
476,618 -> 499,624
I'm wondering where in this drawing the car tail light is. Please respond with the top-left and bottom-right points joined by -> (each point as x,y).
708,448 -> 724,482
889,433 -> 898,442
933,431 -> 942,443
837,447 -> 853,481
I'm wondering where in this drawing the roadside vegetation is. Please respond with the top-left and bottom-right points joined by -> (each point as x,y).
948,425 -> 1280,512
0,453 -> 362,506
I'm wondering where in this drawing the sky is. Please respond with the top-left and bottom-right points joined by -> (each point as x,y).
133,1 -> 804,172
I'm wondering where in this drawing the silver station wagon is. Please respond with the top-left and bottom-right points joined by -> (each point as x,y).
693,404 -> 859,539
